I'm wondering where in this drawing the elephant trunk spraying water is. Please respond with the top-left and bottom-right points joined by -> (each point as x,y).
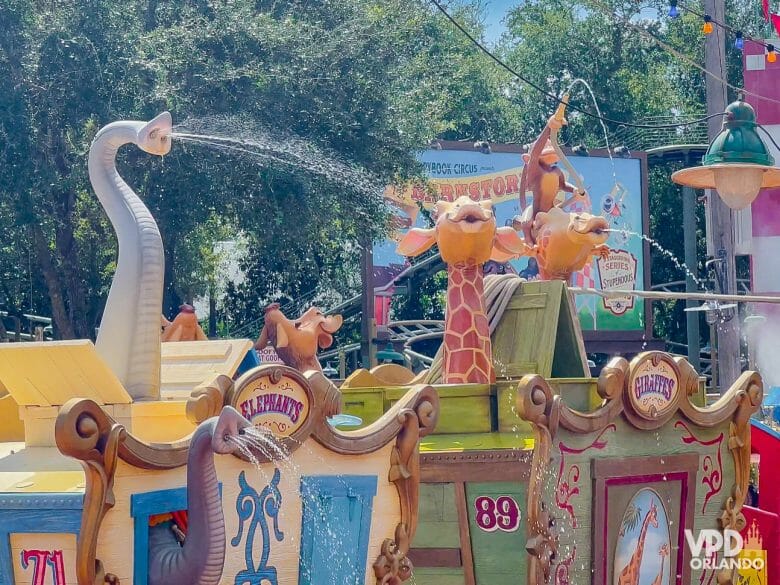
148,407 -> 250,585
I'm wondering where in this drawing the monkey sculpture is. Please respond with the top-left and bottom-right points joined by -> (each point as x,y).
515,115 -> 586,244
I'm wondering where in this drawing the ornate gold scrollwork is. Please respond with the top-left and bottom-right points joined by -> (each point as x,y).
715,373 -> 762,585
515,352 -> 763,585
373,390 -> 437,584
517,375 -> 559,584
305,370 -> 342,418
373,523 -> 413,585
54,377 -> 439,585
186,374 -> 233,424
55,399 -> 125,585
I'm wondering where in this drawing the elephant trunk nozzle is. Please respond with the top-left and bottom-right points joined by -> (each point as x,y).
212,406 -> 252,455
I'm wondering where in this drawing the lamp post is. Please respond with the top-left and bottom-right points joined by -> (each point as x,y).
671,101 -> 780,209
673,100 -> 780,390
322,362 -> 339,378
360,236 -> 376,369
376,342 -> 405,364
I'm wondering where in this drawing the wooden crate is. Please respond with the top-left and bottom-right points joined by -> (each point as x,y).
550,378 -> 599,412
492,280 -> 588,380
340,389 -> 385,427
495,381 -> 531,434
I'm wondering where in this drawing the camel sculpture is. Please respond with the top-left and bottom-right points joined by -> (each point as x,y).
397,196 -> 529,384
254,304 -> 343,373
148,406 -> 251,585
506,206 -> 610,281
162,304 -> 208,342
617,502 -> 659,585
88,112 -> 171,400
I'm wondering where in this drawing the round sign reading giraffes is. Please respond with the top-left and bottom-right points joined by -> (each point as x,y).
627,353 -> 680,421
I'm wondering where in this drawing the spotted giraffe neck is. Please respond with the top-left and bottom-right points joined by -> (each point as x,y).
443,263 -> 494,384
636,512 -> 650,559
633,512 -> 654,567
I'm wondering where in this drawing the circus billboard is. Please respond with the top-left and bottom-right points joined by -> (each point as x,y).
376,142 -> 650,336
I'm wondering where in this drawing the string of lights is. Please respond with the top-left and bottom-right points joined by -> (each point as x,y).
670,0 -> 777,61
428,0 -> 727,129
428,0 -> 780,124
587,0 -> 780,106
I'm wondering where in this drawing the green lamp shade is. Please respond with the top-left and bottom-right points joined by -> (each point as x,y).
672,101 -> 780,209
376,342 -> 405,363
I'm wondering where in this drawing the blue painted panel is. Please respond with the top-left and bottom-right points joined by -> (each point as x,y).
231,469 -> 284,585
130,486 -> 188,518
130,484 -> 222,585
753,416 -> 780,438
298,475 -> 377,585
0,493 -> 83,585
235,349 -> 261,377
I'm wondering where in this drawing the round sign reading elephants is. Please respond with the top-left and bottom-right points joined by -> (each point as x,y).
627,353 -> 680,421
232,366 -> 311,438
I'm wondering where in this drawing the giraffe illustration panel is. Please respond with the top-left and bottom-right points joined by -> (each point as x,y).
592,455 -> 698,585
612,488 -> 671,585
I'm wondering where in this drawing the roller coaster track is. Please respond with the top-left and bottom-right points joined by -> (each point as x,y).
232,251 -> 445,341
317,319 -> 445,365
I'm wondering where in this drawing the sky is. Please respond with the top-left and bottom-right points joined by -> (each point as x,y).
478,0 -> 661,45
482,0 -> 516,44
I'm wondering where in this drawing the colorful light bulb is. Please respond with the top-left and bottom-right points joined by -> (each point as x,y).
668,0 -> 679,18
768,45 -> 777,63
703,15 -> 713,34
735,32 -> 744,50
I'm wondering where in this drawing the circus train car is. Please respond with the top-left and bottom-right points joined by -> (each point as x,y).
341,278 -> 766,585
0,339 -> 438,585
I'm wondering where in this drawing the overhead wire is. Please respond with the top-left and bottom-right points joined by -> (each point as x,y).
758,125 -> 780,152
428,0 -> 727,129
586,0 -> 780,107
428,0 -> 780,122
676,0 -> 775,53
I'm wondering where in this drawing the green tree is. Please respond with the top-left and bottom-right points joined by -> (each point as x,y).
404,0 -> 764,352
0,0 -> 511,338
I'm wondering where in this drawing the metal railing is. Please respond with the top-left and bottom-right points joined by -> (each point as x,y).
650,278 -> 752,294
0,311 -> 53,342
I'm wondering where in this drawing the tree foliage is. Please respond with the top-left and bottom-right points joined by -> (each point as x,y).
0,0 -> 511,338
457,0 -> 761,348
0,0 -> 767,350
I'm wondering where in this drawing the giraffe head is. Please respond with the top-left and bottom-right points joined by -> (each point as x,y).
648,502 -> 659,528
396,196 -> 529,265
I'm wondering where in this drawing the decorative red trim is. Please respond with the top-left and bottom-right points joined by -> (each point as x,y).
556,424 -> 616,527
675,420 -> 724,513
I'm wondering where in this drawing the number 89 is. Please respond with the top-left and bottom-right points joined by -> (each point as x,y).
474,495 -> 521,532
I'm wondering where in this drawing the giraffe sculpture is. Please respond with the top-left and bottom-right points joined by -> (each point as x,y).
397,196 -> 529,384
617,501 -> 659,585
651,544 -> 670,585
